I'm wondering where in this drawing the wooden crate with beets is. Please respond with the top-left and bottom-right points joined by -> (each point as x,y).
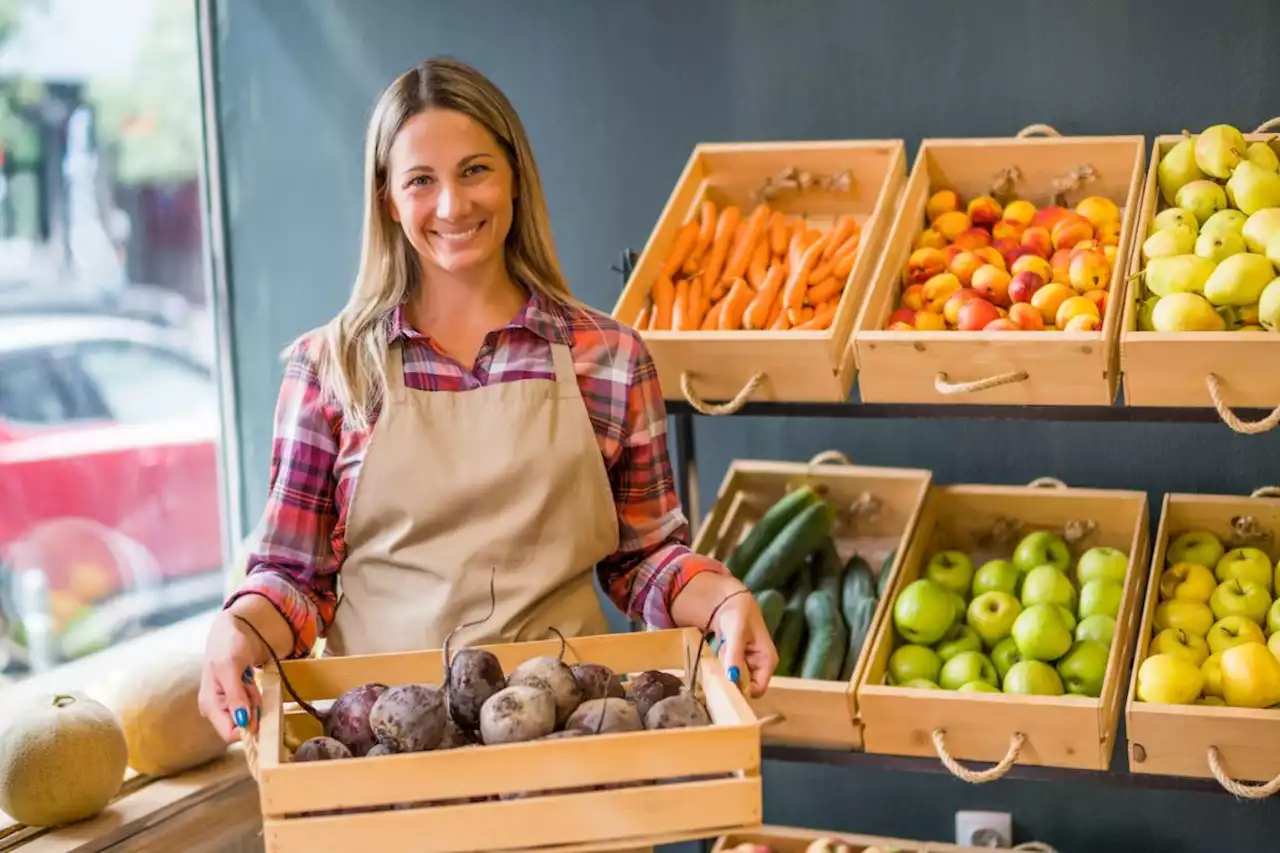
242,628 -> 763,853
854,125 -> 1146,405
691,452 -> 932,749
1120,121 -> 1280,436
1126,488 -> 1280,796
711,823 -> 987,853
857,479 -> 1149,776
611,139 -> 907,412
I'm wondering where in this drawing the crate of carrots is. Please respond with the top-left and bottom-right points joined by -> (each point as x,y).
612,140 -> 907,412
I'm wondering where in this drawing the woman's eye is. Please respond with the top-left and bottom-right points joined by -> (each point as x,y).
407,174 -> 433,188
463,164 -> 490,178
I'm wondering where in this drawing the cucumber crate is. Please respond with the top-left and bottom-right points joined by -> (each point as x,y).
691,453 -> 932,749
857,480 -> 1150,775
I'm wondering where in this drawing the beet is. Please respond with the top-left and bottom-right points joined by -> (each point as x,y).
643,691 -> 711,730
479,684 -> 556,744
369,683 -> 446,753
292,736 -> 352,762
565,697 -> 642,734
507,657 -> 583,727
541,729 -> 588,740
447,648 -> 506,732
438,718 -> 475,749
324,683 -> 387,757
570,663 -> 625,702
629,670 -> 683,720
366,742 -> 398,757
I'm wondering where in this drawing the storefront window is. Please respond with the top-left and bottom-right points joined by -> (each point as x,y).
0,0 -> 227,682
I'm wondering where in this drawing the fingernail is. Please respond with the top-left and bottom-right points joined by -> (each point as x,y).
728,665 -> 741,684
243,667 -> 253,680
234,707 -> 249,728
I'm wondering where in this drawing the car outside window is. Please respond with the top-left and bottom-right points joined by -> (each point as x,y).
74,341 -> 217,425
0,353 -> 71,425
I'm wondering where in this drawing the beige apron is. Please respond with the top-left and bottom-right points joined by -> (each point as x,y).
324,339 -> 620,656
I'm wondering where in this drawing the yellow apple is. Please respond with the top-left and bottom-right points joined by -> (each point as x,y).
1269,631 -> 1280,662
1220,641 -> 1280,708
1158,562 -> 1217,604
1137,653 -> 1204,704
1207,615 -> 1267,655
1201,652 -> 1224,697
1149,627 -> 1209,666
1153,600 -> 1215,638
1198,695 -> 1226,706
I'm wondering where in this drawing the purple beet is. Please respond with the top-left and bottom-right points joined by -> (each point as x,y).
324,682 -> 387,757
447,648 -> 506,732
369,683 -> 446,753
366,742 -> 398,757
292,736 -> 352,762
438,718 -> 475,749
570,663 -> 625,701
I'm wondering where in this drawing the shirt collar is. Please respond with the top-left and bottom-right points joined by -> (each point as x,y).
387,287 -> 572,346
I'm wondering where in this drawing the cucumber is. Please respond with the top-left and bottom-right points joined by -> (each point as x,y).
877,548 -> 899,597
799,589 -> 849,681
842,555 -> 877,611
754,589 -> 786,636
773,607 -> 807,678
742,499 -> 836,593
840,596 -> 878,681
725,486 -> 820,579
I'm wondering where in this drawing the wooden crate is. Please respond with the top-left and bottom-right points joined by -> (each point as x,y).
854,126 -> 1146,405
247,629 -> 762,853
612,139 -> 907,410
691,453 -> 933,749
1121,129 -> 1280,433
1126,490 -> 1280,793
711,824 -> 985,852
857,480 -> 1150,774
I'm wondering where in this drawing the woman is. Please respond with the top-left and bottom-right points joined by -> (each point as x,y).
198,57 -> 777,743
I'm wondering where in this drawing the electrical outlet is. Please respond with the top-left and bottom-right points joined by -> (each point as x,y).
955,810 -> 1013,847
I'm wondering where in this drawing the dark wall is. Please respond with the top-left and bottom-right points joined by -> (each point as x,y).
210,2 -> 1280,850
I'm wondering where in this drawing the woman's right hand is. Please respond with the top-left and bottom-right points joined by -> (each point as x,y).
198,610 -> 269,743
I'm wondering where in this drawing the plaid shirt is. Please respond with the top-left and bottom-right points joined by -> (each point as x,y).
226,290 -> 725,658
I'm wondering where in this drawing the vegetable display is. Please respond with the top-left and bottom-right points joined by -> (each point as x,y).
724,841 -> 902,853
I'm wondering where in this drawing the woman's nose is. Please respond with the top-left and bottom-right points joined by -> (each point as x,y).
436,181 -> 467,220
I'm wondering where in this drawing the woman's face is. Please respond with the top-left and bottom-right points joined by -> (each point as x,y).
384,108 -> 515,277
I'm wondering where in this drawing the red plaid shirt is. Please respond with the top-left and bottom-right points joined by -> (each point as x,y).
226,290 -> 724,657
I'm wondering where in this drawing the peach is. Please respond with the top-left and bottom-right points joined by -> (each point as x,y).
943,288 -> 985,326
1011,254 -> 1054,283
953,228 -> 992,251
1003,200 -> 1038,227
1030,205 -> 1070,231
914,310 -> 947,331
1069,239 -> 1101,255
1020,226 -> 1054,259
1050,248 -> 1073,284
1009,270 -> 1046,304
945,243 -> 965,265
1063,313 -> 1101,333
971,264 -> 1012,307
984,317 -> 1022,331
966,195 -> 1004,228
934,210 -> 973,242
901,284 -> 926,311
926,189 -> 960,223
1051,213 -> 1094,251
991,219 -> 1026,242
903,247 -> 948,286
1097,219 -> 1123,247
1031,282 -> 1075,324
1103,244 -> 1118,266
888,307 -> 916,326
915,228 -> 949,250
923,272 -> 963,311
1008,302 -> 1045,331
1055,294 -> 1101,330
957,297 -> 1001,331
973,246 -> 1007,271
1084,288 -> 1108,317
1075,196 -> 1121,230
949,250 -> 985,286
993,237 -> 1022,268
887,320 -> 915,331
1068,247 -> 1111,293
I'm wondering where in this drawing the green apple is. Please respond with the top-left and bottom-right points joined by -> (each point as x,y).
1153,599 -> 1215,637
939,650 -> 999,690
991,637 -> 1023,682
958,680 -> 1001,693
972,559 -> 1020,598
1056,605 -> 1077,633
949,593 -> 968,626
1003,660 -> 1065,696
1208,578 -> 1272,624
1076,546 -> 1129,586
900,678 -> 940,690
966,591 -> 1022,648
1079,579 -> 1124,621
887,643 -> 942,685
1056,639 -> 1110,697
1012,603 -> 1074,662
1215,547 -> 1273,593
925,550 -> 975,597
1021,565 -> 1078,611
1076,614 -> 1117,648
1158,561 -> 1217,604
893,579 -> 957,645
1267,598 -> 1280,636
1206,614 -> 1267,655
1166,530 -> 1226,569
1150,627 -> 1210,666
934,624 -> 982,662
1012,530 -> 1071,574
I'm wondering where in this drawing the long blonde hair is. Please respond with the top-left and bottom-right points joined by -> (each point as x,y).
298,56 -> 575,430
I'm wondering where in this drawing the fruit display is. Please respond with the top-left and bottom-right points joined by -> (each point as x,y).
884,533 -> 1131,697
1135,529 -> 1280,707
723,840 -> 903,853
883,189 -> 1124,332
634,197 -> 862,332
725,485 -> 885,681
1134,123 -> 1280,332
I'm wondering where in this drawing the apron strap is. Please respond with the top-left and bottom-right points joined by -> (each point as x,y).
550,343 -> 582,401
384,341 -> 408,404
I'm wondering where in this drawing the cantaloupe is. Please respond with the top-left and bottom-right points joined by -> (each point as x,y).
0,692 -> 128,827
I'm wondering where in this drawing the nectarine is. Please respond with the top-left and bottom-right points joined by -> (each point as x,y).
887,320 -> 915,331
1020,226 -> 1054,259
927,189 -> 959,223
915,228 -> 949,250
1063,313 -> 1101,332
1050,248 -> 1073,284
973,246 -> 1007,271
888,307 -> 916,326
1075,196 -> 1120,230
923,272 -> 962,311
1097,219 -> 1122,247
943,288 -> 984,326
1008,302 -> 1045,330
953,228 -> 992,251
1003,200 -> 1038,228
992,219 -> 1026,242
1009,270 -> 1047,304
904,247 -> 948,286
971,264 -> 1012,306
1030,205 -> 1070,232
1084,288 -> 1108,317
1011,255 -> 1054,283
966,195 -> 1004,228
1031,282 -> 1075,324
993,237 -> 1022,268
957,297 -> 1001,331
1068,247 -> 1111,293
914,310 -> 947,331
934,211 -> 973,242
1051,213 -> 1094,252
901,284 -> 926,311
1055,295 -> 1101,330
984,317 -> 1022,331
949,250 -> 985,286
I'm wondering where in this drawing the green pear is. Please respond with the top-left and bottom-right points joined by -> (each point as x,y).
1267,235 -> 1280,273
1152,292 -> 1227,332
1226,160 -> 1280,216
1200,209 -> 1247,238
1176,180 -> 1228,225
1194,124 -> 1247,179
1152,207 -> 1200,237
1242,208 -> 1280,253
1203,252 -> 1277,306
1195,230 -> 1247,263
1143,254 -> 1217,297
1143,227 -> 1196,260
1258,277 -> 1280,331
1159,137 -> 1207,205
1137,296 -> 1159,331
1247,141 -> 1280,172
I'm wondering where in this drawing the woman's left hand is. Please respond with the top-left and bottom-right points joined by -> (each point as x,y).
672,571 -> 778,697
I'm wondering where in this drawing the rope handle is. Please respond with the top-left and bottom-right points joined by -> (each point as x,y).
1254,118 -> 1280,133
1016,124 -> 1062,138
1028,477 -> 1069,489
239,726 -> 261,781
680,370 -> 765,415
1251,487 -> 1280,499
935,370 -> 1029,396
931,728 -> 1026,783
1206,375 -> 1280,435
1208,746 -> 1280,798
807,449 -> 854,468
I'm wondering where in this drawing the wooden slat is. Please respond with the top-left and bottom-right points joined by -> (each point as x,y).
712,823 -> 988,852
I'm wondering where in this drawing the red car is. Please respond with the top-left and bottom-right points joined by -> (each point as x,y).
0,312 -> 226,671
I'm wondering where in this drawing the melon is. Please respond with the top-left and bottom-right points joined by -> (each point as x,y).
0,692 -> 128,827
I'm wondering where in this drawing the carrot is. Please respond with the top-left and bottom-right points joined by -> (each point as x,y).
671,279 -> 692,331
633,304 -> 650,330
651,274 -> 676,330
687,277 -> 707,330
808,259 -> 834,285
833,245 -> 859,278
822,214 -> 858,261
768,211 -> 788,255
769,306 -> 792,330
662,221 -> 699,278
724,204 -> 770,281
709,278 -> 729,302
718,278 -> 753,331
747,241 -> 770,289
700,297 -> 727,330
798,305 -> 815,324
684,199 -> 717,273
807,275 -> 843,306
743,265 -> 786,331
783,235 -> 829,324
702,204 -> 741,294
795,301 -> 838,331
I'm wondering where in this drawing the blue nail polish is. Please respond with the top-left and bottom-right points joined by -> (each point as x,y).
243,667 -> 253,680
234,707 -> 249,728
727,665 -> 741,684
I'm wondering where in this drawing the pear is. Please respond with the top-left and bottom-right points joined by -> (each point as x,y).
1200,209 -> 1247,238
1158,137 -> 1207,205
1202,252 -> 1276,307
1194,230 -> 1247,263
1246,141 -> 1280,172
1143,227 -> 1196,260
1258,277 -> 1280,331
1175,180 -> 1228,225
1242,208 -> 1280,253
1225,160 -> 1280,216
1194,124 -> 1247,179
1143,254 -> 1217,298
1152,293 -> 1226,332
1137,296 -> 1160,331
1152,207 -> 1199,237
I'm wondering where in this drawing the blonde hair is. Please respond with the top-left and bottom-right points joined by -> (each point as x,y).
297,56 -> 575,430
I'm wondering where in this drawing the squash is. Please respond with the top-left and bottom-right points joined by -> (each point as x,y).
0,692 -> 127,827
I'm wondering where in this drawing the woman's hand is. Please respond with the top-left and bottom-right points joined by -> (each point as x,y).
671,571 -> 778,697
197,598 -> 288,743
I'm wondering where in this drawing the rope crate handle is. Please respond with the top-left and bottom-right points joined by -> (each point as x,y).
1251,486 -> 1280,499
1028,477 -> 1069,489
931,728 -> 1026,783
935,370 -> 1029,396
680,370 -> 765,415
1254,118 -> 1280,133
1206,375 -> 1280,435
1016,124 -> 1062,138
1207,746 -> 1280,798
